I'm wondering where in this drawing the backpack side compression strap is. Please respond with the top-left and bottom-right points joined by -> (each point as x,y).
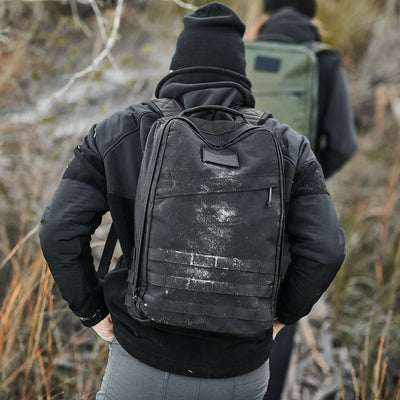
97,223 -> 118,279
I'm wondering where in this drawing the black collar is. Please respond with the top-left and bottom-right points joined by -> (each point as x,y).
155,67 -> 255,109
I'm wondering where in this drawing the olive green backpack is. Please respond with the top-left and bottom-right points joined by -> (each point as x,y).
245,38 -> 331,149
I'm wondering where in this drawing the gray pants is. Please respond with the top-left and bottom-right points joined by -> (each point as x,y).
96,338 -> 270,400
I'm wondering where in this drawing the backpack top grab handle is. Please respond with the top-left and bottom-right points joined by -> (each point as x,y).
256,33 -> 296,44
179,105 -> 249,124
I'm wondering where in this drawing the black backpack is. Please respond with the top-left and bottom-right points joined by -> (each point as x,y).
122,100 -> 284,337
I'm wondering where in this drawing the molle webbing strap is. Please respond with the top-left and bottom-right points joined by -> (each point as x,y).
145,248 -> 274,320
148,248 -> 269,274
142,295 -> 271,322
147,271 -> 271,297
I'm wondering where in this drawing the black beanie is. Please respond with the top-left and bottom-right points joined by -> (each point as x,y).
169,2 -> 246,75
264,0 -> 316,18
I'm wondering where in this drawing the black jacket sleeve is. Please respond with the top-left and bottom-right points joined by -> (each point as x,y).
316,53 -> 358,178
270,123 -> 346,324
39,125 -> 109,327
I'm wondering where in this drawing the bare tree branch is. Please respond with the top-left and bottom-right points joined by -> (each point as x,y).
48,0 -> 124,103
159,0 -> 197,11
86,0 -> 120,71
0,0 -> 107,4
0,224 -> 39,271
68,0 -> 93,38
88,0 -> 107,42
0,28 -> 10,43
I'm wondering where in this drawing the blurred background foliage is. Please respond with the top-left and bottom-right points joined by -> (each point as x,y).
0,0 -> 400,398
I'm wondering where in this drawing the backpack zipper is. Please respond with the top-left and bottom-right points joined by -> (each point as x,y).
267,187 -> 273,207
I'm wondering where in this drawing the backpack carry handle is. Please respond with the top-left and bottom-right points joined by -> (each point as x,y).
180,105 -> 249,123
256,34 -> 295,44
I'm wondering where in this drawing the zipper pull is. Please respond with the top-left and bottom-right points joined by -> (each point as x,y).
267,188 -> 273,207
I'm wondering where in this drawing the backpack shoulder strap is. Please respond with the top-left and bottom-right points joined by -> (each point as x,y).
148,98 -> 183,118
237,107 -> 272,126
97,98 -> 183,279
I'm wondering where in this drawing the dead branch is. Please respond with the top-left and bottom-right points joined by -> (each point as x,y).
159,0 -> 197,11
87,0 -> 107,42
374,310 -> 392,400
375,123 -> 400,285
68,0 -> 93,38
374,84 -> 400,133
86,0 -> 120,72
47,0 -> 124,104
299,318 -> 331,375
0,223 -> 39,270
68,0 -> 120,73
0,0 -> 109,4
0,28 -> 10,44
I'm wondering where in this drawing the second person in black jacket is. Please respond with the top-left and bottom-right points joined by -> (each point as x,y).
249,0 -> 357,180
247,1 -> 357,398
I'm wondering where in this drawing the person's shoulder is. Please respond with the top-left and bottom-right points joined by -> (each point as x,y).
94,101 -> 160,153
96,102 -> 157,136
315,43 -> 342,69
262,115 -> 315,166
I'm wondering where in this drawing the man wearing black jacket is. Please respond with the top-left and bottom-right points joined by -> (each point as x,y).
249,0 -> 357,180
39,2 -> 345,399
247,1 -> 357,398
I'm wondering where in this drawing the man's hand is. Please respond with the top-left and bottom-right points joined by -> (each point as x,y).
272,319 -> 285,340
92,314 -> 114,342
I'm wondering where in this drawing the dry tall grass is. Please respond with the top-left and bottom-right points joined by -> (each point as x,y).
328,98 -> 400,400
0,229 -> 108,399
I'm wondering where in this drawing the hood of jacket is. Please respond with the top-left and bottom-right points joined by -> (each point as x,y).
258,7 -> 320,43
155,66 -> 255,112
